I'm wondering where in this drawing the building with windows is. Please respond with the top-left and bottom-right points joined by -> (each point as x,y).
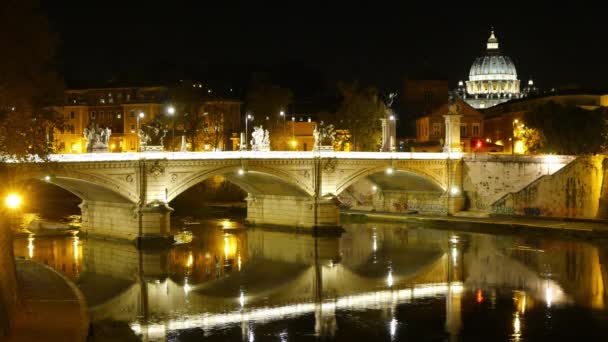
459,30 -> 522,109
415,98 -> 484,152
54,85 -> 241,153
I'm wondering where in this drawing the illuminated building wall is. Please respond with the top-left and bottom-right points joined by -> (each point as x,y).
54,86 -> 242,153
415,98 -> 484,152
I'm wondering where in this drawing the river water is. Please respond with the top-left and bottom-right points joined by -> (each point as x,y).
11,211 -> 608,341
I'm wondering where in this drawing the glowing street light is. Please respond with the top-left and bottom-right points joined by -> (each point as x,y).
5,193 -> 22,209
137,112 -> 144,152
244,114 -> 254,150
167,106 -> 176,151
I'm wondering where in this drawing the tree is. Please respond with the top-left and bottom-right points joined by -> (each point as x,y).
523,101 -> 608,155
168,81 -> 207,151
323,82 -> 385,151
245,76 -> 293,150
0,0 -> 65,160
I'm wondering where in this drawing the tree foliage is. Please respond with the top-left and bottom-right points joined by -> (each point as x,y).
0,0 -> 65,160
322,82 -> 385,151
246,76 -> 293,150
523,101 -> 608,155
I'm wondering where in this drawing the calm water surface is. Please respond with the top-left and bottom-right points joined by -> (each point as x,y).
12,214 -> 608,341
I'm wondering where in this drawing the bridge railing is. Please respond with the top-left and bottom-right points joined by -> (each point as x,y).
26,151 -> 465,163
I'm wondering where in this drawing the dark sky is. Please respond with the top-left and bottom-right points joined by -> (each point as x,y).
42,2 -> 608,95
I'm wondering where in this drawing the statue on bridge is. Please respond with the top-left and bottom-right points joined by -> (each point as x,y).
313,121 -> 336,151
139,120 -> 167,152
83,122 -> 112,153
380,92 -> 397,152
251,126 -> 270,151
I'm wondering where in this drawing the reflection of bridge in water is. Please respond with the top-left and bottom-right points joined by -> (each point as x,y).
12,224 -> 608,340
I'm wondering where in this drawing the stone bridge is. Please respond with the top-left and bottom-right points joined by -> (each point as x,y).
13,151 -> 464,242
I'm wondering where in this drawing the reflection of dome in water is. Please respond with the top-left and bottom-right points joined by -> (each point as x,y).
463,30 -> 521,109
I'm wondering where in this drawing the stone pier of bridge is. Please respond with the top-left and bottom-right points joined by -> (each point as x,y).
17,152 -> 465,244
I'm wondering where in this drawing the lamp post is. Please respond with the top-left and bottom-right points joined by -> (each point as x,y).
244,113 -> 253,150
167,106 -> 175,151
511,119 -> 518,155
279,110 -> 286,150
291,116 -> 296,150
137,112 -> 144,152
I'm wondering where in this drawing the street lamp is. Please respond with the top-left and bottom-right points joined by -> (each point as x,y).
291,116 -> 296,150
167,106 -> 176,151
279,110 -> 286,148
512,119 -> 518,155
244,114 -> 253,150
137,112 -> 144,152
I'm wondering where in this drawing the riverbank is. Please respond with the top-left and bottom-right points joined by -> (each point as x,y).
342,210 -> 608,239
8,259 -> 89,342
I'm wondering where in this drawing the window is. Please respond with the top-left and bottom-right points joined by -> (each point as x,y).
91,111 -> 96,119
130,124 -> 135,132
70,111 -> 75,119
99,98 -> 105,104
100,111 -> 104,117
472,123 -> 480,137
129,110 -> 135,118
116,112 -> 122,119
432,123 -> 442,137
460,124 -> 467,137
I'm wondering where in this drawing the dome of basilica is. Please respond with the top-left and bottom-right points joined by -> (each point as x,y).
469,55 -> 518,81
463,30 -> 521,109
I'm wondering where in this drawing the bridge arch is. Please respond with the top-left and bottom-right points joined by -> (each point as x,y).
335,165 -> 446,196
15,169 -> 137,204
167,164 -> 314,202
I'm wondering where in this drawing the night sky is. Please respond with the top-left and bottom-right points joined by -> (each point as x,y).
42,2 -> 608,95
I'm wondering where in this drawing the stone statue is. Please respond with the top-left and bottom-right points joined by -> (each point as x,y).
100,127 -> 111,145
313,121 -> 336,151
139,120 -> 167,151
251,126 -> 270,151
262,129 -> 270,148
447,91 -> 461,115
83,122 -> 111,153
386,92 -> 397,108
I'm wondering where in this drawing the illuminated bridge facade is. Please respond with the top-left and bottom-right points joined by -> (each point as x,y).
16,151 -> 465,242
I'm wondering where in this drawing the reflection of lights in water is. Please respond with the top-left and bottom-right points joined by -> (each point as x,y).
387,269 -> 393,287
450,235 -> 458,244
373,233 -> 377,252
513,312 -> 521,340
248,329 -> 255,342
130,283 -> 463,332
476,289 -> 483,303
239,290 -> 245,308
521,294 -> 527,314
186,252 -> 194,268
238,255 -> 242,271
183,278 -> 191,296
546,283 -> 553,308
390,318 -> 397,338
222,220 -> 231,229
224,236 -> 229,260
451,247 -> 458,266
279,330 -> 288,342
27,237 -> 34,258
73,236 -> 79,261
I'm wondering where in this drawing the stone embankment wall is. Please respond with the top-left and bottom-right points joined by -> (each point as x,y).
0,215 -> 17,337
462,154 -> 576,213
491,156 -> 607,218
